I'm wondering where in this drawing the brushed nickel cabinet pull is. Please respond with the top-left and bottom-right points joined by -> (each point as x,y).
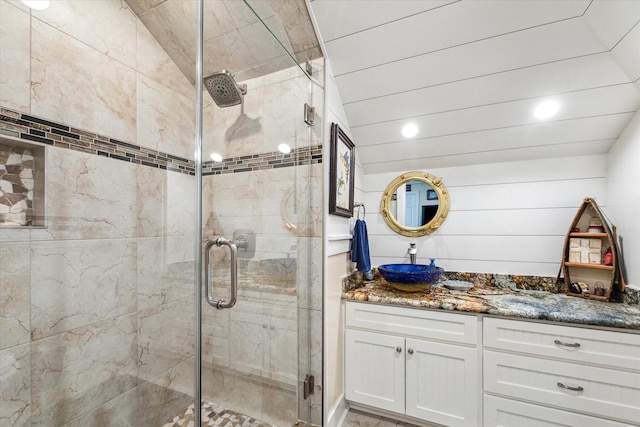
557,382 -> 584,392
554,339 -> 581,348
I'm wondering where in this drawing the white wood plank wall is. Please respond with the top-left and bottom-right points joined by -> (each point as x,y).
325,60 -> 355,245
361,154 -> 608,277
324,252 -> 352,426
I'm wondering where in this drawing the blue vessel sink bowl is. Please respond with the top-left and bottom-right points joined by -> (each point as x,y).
378,263 -> 444,292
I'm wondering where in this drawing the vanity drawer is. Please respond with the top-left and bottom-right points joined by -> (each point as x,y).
484,395 -> 635,427
484,350 -> 640,425
345,301 -> 477,345
484,317 -> 640,369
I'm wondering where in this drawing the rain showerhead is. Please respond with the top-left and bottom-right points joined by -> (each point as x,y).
203,70 -> 247,108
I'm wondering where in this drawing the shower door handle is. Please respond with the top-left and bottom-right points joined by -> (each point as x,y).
205,237 -> 238,310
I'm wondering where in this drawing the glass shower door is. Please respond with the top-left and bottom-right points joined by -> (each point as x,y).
197,1 -> 324,424
0,0 -> 199,425
0,0 -> 323,425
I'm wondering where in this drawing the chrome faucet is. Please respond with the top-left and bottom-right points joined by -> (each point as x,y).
408,243 -> 417,264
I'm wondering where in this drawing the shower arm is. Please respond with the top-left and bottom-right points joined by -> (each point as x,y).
204,237 -> 238,309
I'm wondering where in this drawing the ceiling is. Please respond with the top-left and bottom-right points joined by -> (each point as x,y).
124,1 -> 640,176
309,0 -> 640,175
124,0 -> 321,83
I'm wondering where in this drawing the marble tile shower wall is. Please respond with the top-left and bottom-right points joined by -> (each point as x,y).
0,146 -> 197,426
0,1 -> 198,425
0,122 -> 323,426
0,3 -> 325,427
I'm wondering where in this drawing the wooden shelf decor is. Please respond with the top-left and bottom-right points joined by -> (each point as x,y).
558,197 -> 626,301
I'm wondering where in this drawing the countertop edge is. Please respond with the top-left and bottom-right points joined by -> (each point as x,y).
342,287 -> 640,331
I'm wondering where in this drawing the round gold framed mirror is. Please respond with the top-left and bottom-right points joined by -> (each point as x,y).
380,171 -> 450,237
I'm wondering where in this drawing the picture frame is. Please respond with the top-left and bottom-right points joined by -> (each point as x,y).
427,189 -> 437,200
329,123 -> 355,217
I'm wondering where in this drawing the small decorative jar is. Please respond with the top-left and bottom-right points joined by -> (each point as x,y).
588,217 -> 604,233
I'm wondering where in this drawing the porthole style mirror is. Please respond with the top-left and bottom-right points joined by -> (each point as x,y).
380,171 -> 450,237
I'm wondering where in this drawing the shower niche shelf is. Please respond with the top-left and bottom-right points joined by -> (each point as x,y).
0,136 -> 45,227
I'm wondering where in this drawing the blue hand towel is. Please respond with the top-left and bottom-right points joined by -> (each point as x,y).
352,219 -> 371,273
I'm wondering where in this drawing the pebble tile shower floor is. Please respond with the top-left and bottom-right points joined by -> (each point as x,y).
164,401 -> 271,427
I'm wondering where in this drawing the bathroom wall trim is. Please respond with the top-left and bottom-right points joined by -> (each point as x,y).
326,394 -> 348,427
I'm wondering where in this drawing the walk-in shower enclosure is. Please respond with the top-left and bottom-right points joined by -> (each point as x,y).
0,0 -> 324,425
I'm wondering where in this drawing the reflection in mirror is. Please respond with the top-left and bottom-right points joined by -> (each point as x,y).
381,172 -> 450,237
390,181 -> 439,227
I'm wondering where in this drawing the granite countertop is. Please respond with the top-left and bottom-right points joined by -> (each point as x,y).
343,278 -> 640,331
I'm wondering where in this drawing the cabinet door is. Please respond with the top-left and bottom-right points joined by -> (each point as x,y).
345,329 -> 405,413
405,338 -> 479,427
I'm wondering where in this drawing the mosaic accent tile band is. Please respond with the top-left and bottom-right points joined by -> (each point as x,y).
0,107 -> 322,176
0,107 -> 195,174
203,146 -> 322,176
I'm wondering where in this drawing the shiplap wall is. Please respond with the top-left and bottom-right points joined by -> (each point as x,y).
323,59 -> 355,427
606,110 -> 640,290
325,60 -> 360,256
362,154 -> 608,277
324,252 -> 351,427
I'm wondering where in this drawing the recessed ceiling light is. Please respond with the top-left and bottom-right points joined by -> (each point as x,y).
534,100 -> 560,120
21,0 -> 50,10
278,143 -> 292,154
210,152 -> 222,162
401,123 -> 418,138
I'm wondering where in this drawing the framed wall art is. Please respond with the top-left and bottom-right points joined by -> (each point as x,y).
329,123 -> 355,217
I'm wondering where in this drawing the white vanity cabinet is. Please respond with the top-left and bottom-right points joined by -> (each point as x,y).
345,301 -> 479,427
483,317 -> 640,426
344,300 -> 640,426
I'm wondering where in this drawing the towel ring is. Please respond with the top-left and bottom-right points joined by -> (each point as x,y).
355,203 -> 365,220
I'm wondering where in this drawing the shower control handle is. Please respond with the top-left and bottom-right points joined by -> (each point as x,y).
204,237 -> 238,310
